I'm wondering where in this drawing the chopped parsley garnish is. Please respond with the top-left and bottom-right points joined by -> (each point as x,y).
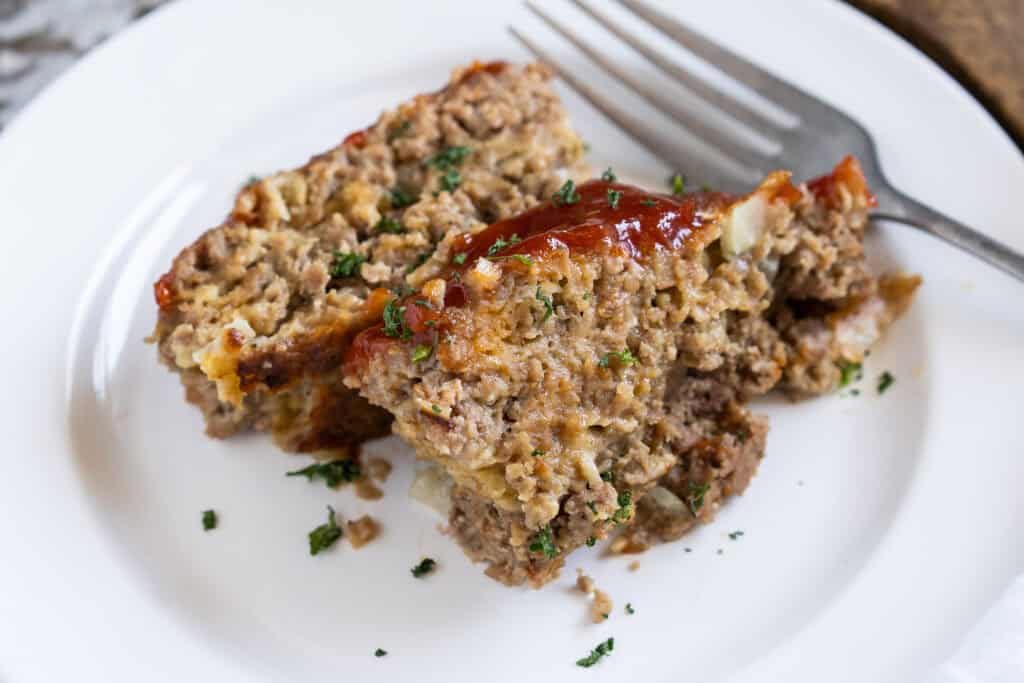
528,525 -> 558,559
308,506 -> 342,556
411,343 -> 433,363
641,198 -> 657,207
576,637 -> 614,668
374,648 -> 388,658
405,251 -> 432,274
390,187 -> 417,209
586,501 -> 598,515
877,371 -> 895,394
837,360 -> 863,388
728,530 -> 745,541
413,299 -> 435,310
440,168 -> 461,192
586,536 -> 596,547
607,188 -> 622,208
599,348 -> 637,368
453,252 -> 468,265
552,179 -> 581,206
486,233 -> 521,257
427,145 -> 472,170
490,253 -> 533,267
246,175 -> 260,185
387,119 -> 411,141
431,404 -> 442,414
411,557 -> 437,578
601,167 -> 617,182
669,173 -> 685,196
375,216 -> 405,234
202,509 -> 217,531
287,459 -> 361,488
329,252 -> 366,279
735,428 -> 750,443
611,490 -> 633,524
600,470 -> 613,482
625,603 -> 635,615
531,448 -> 545,457
687,482 -> 710,516
535,287 -> 554,322
382,298 -> 412,339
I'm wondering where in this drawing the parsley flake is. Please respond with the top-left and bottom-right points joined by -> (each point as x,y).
431,404 -> 442,414
600,470 -> 613,482
687,482 -> 710,516
308,506 -> 342,556
375,216 -> 404,234
586,501 -> 598,515
411,343 -> 433,363
607,188 -> 622,208
453,252 -> 468,265
382,299 -> 412,339
599,348 -> 637,368
601,167 -> 617,182
576,637 -> 614,668
669,173 -> 685,196
552,179 -> 581,206
286,459 -> 361,488
487,233 -> 521,256
877,371 -> 895,394
427,145 -> 472,170
535,287 -> 554,323
528,525 -> 558,559
374,648 -> 388,657
440,168 -> 461,192
837,360 -> 863,388
202,509 -> 217,531
586,536 -> 596,547
611,490 -> 633,524
411,557 -> 437,578
625,603 -> 635,615
641,198 -> 657,207
329,252 -> 366,279
728,530 -> 745,541
390,187 -> 417,209
531,448 -> 545,457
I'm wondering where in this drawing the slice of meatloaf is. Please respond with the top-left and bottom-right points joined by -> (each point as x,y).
343,158 -> 919,587
149,61 -> 589,452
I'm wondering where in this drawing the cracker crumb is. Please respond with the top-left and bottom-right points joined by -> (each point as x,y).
367,457 -> 392,483
591,589 -> 613,624
355,478 -> 384,500
628,560 -> 640,572
575,569 -> 596,594
346,515 -> 381,548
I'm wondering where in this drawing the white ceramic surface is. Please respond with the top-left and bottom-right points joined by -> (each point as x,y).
1,1 -> 1022,681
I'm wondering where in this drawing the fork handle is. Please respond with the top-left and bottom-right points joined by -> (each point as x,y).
872,184 -> 1024,283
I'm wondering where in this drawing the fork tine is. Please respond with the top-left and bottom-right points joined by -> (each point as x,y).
525,1 -> 777,174
508,27 -> 758,193
569,0 -> 793,137
618,0 -> 841,130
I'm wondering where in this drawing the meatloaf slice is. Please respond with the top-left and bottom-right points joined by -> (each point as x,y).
343,158 -> 919,587
149,61 -> 589,452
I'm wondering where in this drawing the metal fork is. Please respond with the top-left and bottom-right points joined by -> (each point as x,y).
510,0 -> 1024,282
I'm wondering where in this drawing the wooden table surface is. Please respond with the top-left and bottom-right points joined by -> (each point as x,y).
849,0 -> 1024,151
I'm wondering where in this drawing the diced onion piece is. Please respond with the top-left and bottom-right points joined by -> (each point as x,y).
720,194 -> 767,259
409,464 -> 454,517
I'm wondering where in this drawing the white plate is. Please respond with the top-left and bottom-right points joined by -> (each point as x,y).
1,1 -> 1022,681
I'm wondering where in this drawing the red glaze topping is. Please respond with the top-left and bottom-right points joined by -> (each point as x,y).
154,271 -> 176,311
446,179 -> 729,268
344,180 -> 732,375
807,156 -> 876,209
